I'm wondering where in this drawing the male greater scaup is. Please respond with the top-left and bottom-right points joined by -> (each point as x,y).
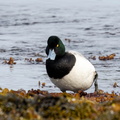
46,36 -> 98,92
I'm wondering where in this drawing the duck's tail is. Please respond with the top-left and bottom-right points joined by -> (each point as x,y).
94,71 -> 98,92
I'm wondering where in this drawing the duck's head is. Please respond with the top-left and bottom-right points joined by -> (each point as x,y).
46,36 -> 65,60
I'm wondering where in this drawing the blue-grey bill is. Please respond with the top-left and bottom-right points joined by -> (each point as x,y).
47,49 -> 56,60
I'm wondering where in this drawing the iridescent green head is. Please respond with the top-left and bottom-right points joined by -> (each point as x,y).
46,36 -> 65,60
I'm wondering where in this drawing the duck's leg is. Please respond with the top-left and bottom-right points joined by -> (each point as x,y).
94,72 -> 98,92
61,89 -> 66,93
94,79 -> 98,92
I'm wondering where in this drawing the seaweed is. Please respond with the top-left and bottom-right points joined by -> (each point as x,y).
0,88 -> 120,120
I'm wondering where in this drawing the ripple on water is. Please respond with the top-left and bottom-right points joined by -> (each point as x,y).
0,0 -> 120,93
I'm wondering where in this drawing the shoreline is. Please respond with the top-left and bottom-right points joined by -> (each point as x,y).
0,88 -> 120,120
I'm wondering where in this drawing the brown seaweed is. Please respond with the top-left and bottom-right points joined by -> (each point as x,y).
0,88 -> 120,120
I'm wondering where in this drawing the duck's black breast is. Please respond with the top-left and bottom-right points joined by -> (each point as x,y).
46,52 -> 76,79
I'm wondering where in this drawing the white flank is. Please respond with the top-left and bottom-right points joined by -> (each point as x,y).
50,50 -> 96,92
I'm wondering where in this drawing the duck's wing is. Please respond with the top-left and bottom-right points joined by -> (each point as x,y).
68,50 -> 98,92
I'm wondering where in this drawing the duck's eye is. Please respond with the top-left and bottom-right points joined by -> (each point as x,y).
56,44 -> 59,47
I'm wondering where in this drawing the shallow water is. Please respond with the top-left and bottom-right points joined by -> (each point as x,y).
0,0 -> 120,93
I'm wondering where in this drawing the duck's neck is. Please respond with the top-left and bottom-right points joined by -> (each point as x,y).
55,52 -> 66,60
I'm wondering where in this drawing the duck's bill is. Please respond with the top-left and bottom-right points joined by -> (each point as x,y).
47,49 -> 56,60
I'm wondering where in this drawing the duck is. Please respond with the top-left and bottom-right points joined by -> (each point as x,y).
45,36 -> 98,92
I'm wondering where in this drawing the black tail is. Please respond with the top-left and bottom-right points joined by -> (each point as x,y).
94,71 -> 98,92
94,71 -> 98,81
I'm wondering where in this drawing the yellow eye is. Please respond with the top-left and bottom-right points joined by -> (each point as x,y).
56,44 -> 59,47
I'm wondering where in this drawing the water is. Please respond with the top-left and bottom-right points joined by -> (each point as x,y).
0,0 -> 120,93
